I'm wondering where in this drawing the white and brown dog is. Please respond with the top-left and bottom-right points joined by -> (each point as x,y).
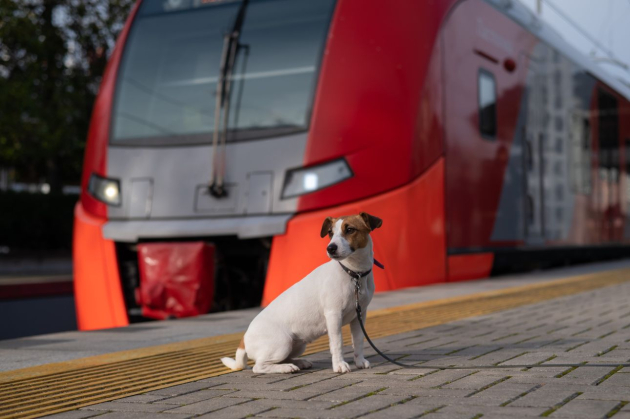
221,212 -> 382,374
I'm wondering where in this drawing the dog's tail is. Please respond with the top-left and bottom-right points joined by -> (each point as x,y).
221,337 -> 248,370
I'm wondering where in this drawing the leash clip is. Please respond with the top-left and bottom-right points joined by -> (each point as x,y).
353,278 -> 361,312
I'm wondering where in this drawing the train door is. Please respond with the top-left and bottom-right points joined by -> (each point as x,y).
522,58 -> 546,244
624,138 -> 630,239
597,88 -> 620,242
442,0 -> 529,254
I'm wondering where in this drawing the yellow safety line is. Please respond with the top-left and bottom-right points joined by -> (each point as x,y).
1,267 -> 629,419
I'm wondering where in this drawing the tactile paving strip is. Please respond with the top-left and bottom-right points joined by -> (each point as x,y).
1,268 -> 629,419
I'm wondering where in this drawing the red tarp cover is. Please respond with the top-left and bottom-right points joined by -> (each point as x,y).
137,242 -> 215,319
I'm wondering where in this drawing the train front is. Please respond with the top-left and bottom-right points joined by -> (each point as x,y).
74,0 -> 449,330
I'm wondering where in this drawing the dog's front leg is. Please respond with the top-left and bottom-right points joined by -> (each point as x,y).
350,312 -> 370,369
325,311 -> 351,373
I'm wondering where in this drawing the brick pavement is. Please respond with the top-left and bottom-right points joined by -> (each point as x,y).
43,281 -> 630,419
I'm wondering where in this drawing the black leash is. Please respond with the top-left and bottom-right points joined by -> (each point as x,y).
341,260 -> 630,370
339,259 -> 413,368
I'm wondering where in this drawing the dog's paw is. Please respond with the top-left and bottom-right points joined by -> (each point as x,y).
333,361 -> 351,373
354,357 -> 370,369
293,359 -> 312,370
278,363 -> 301,374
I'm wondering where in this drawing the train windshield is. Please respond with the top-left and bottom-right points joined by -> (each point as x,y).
111,0 -> 336,145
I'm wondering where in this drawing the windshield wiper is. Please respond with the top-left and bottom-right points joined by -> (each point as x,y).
209,0 -> 250,198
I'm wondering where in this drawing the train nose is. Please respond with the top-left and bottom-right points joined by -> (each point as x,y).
327,243 -> 338,255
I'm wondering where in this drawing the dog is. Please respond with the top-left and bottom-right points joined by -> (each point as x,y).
221,212 -> 382,374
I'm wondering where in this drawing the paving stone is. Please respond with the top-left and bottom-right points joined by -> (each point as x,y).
599,372 -> 630,387
358,398 -> 444,419
90,413 -> 190,419
468,381 -> 539,404
80,401 -> 173,413
197,400 -> 336,419
163,397 -> 253,415
509,389 -> 580,408
146,381 -> 222,396
116,394 -> 168,403
41,411 -> 104,419
400,369 -> 475,388
548,399 -> 620,418
308,384 -> 387,402
264,394 -> 408,419
153,388 -> 238,405
555,366 -> 618,385
441,371 -> 504,390
436,404 -> 545,417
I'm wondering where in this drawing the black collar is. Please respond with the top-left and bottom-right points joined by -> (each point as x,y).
338,258 -> 384,280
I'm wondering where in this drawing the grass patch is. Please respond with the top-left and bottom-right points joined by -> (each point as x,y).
445,345 -> 477,355
598,331 -> 616,339
471,331 -> 495,338
540,338 -> 564,348
433,371 -> 479,389
605,401 -> 629,418
500,384 -> 542,406
404,337 -> 440,348
329,387 -> 387,409
596,345 -> 618,357
427,340 -> 458,349
470,347 -> 504,360
555,362 -> 587,378
540,392 -> 582,417
417,405 -> 445,417
571,327 -> 592,337
513,335 -> 541,345
408,369 -> 441,382
595,365 -> 623,386
466,376 -> 511,397
565,341 -> 590,352
491,333 -> 519,342
493,352 -> 528,366
547,326 -> 569,334
533,355 -> 557,366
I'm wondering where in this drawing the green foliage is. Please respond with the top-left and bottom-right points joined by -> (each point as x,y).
0,191 -> 77,250
0,0 -> 134,190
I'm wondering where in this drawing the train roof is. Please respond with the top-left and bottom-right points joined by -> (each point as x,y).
483,0 -> 630,102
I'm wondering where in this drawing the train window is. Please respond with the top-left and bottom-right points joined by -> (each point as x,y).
598,89 -> 619,171
570,114 -> 592,194
555,116 -> 564,132
111,0 -> 336,145
478,69 -> 497,138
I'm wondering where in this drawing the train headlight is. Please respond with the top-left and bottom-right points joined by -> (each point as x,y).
281,158 -> 353,199
88,173 -> 121,206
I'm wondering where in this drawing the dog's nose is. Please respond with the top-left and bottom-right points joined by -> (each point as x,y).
327,243 -> 338,254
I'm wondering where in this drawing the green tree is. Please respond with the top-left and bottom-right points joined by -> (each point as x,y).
0,0 -> 133,191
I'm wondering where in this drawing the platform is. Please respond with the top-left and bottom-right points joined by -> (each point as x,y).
2,260 -> 630,419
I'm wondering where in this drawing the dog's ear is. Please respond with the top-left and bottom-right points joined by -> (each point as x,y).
320,217 -> 334,238
360,212 -> 382,231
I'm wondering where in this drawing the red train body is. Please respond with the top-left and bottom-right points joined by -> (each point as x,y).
74,0 -> 630,330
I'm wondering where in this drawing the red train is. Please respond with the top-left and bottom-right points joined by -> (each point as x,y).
74,0 -> 630,330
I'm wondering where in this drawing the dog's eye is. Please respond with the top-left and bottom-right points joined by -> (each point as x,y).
346,227 -> 355,234
328,230 -> 333,238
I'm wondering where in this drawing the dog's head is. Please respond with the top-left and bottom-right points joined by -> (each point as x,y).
320,212 -> 382,260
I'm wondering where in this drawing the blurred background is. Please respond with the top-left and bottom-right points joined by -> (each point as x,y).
1,0 -> 629,340
0,0 -> 134,338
